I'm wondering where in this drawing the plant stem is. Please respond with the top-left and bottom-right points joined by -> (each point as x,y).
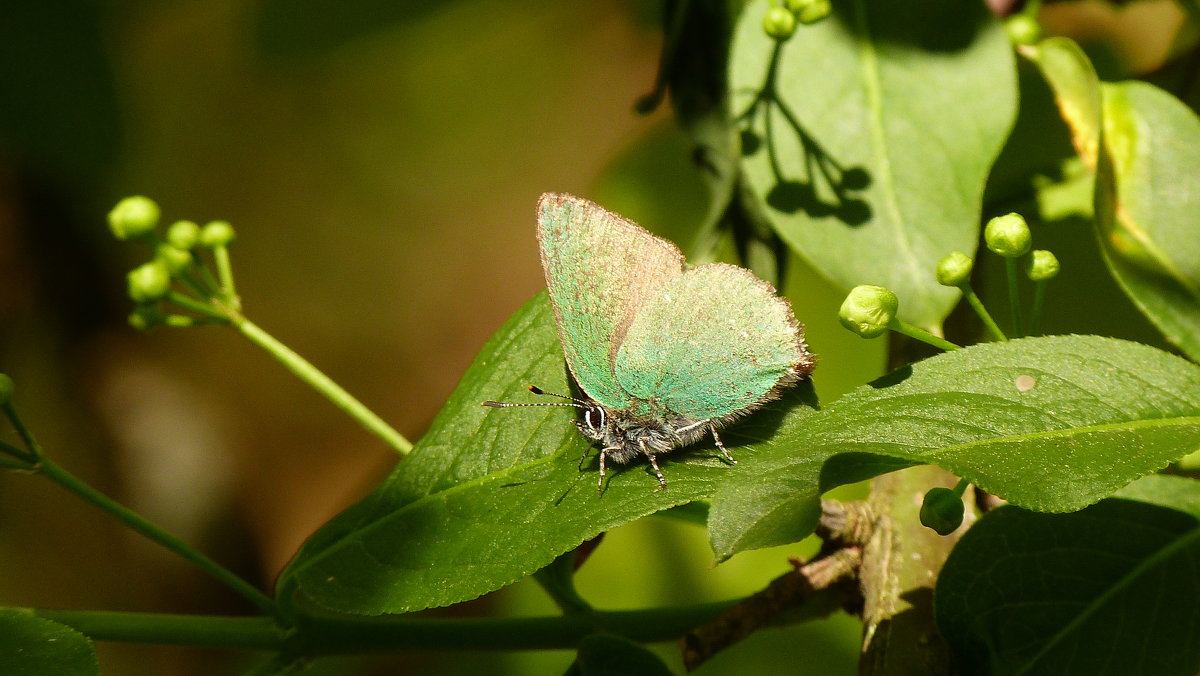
1,398 -> 42,461
34,457 -> 279,619
166,290 -> 229,321
212,245 -> 238,308
888,320 -> 961,352
31,609 -> 282,650
959,285 -> 1007,341
1029,279 -> 1047,336
232,318 -> 413,455
1005,257 -> 1024,338
29,601 -> 738,654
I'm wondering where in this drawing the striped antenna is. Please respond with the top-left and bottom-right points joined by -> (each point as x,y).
482,385 -> 591,409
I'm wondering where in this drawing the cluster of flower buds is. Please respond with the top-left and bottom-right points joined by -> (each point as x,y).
836,212 -> 1062,535
762,0 -> 833,41
107,196 -> 240,329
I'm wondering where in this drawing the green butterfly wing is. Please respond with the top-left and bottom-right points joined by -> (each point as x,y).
613,264 -> 809,421
536,193 -> 685,409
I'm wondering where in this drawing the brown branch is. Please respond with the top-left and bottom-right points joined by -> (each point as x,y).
680,502 -> 870,671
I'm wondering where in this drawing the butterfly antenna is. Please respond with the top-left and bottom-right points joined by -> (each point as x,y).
482,385 -> 590,409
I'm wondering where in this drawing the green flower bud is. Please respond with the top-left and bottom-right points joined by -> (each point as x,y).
155,243 -> 193,276
200,220 -> 236,248
762,6 -> 797,41
128,304 -> 165,330
984,213 -> 1032,258
1026,249 -> 1060,281
839,285 -> 898,338
920,486 -> 965,536
1005,14 -> 1042,46
788,0 -> 831,24
126,260 -> 171,304
0,373 -> 14,406
936,251 -> 974,287
166,220 -> 201,250
107,196 -> 160,240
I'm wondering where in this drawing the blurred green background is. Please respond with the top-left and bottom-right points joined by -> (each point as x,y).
0,0 -> 1183,673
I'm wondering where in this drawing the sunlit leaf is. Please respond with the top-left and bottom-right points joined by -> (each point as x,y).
1095,81 -> 1200,362
730,0 -> 1017,330
708,335 -> 1200,558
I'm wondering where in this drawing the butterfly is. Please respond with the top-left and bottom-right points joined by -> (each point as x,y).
484,194 -> 813,492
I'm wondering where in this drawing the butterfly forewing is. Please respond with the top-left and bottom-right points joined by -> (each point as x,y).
536,193 -> 685,409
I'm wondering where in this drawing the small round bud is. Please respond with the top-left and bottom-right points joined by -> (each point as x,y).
200,220 -> 236,248
839,285 -> 898,338
0,373 -> 14,406
1005,15 -> 1042,46
788,0 -> 831,24
166,220 -> 201,250
128,304 -> 165,330
762,6 -> 797,40
920,486 -> 965,536
155,243 -> 193,276
126,260 -> 171,304
1026,249 -> 1060,281
936,251 -> 974,287
984,213 -> 1032,258
108,196 -> 160,240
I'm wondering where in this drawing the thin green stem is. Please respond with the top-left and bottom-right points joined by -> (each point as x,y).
30,600 -> 738,654
233,318 -> 412,455
0,454 -> 32,469
1029,279 -> 1047,336
958,285 -> 1007,341
1005,257 -> 1024,338
212,245 -> 238,309
2,399 -> 43,461
194,258 -> 224,299
165,291 -> 229,321
33,457 -> 279,619
951,477 -> 970,497
31,609 -> 282,650
0,434 -> 37,465
888,319 -> 961,352
178,267 -> 218,301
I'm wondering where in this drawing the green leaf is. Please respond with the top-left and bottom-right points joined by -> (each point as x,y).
0,609 -> 99,676
730,0 -> 1017,330
935,474 -> 1200,676
1095,81 -> 1200,362
282,293 -> 818,614
568,633 -> 676,676
1022,37 -> 1102,169
708,335 -> 1200,559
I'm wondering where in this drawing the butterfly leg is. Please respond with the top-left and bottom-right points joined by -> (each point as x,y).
711,426 -> 736,464
639,439 -> 667,491
597,447 -> 615,495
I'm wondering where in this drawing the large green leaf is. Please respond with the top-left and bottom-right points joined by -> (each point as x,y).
730,0 -> 1017,330
0,609 -> 98,676
1095,81 -> 1200,362
282,293 -> 818,614
935,474 -> 1200,676
708,335 -> 1200,559
1022,37 -> 1102,170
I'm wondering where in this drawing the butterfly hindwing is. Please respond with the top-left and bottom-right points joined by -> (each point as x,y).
613,263 -> 809,421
